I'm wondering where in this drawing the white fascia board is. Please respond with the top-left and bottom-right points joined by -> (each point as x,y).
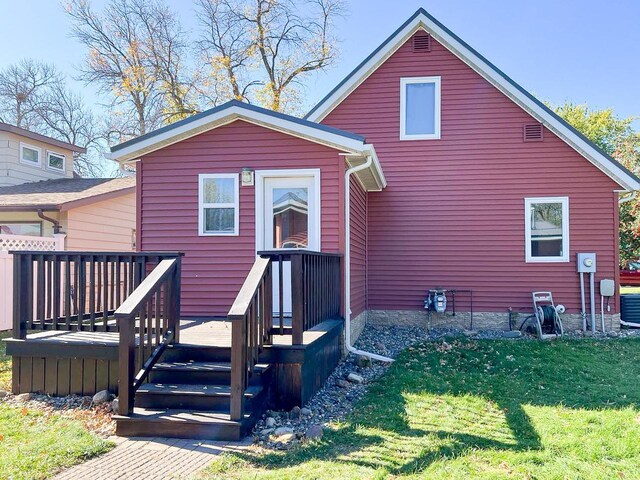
111,105 -> 368,163
308,12 -> 640,191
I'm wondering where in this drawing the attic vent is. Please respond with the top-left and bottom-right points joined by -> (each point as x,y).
412,33 -> 431,52
523,123 -> 544,142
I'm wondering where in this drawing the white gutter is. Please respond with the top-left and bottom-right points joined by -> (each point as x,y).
619,191 -> 637,204
345,155 -> 394,363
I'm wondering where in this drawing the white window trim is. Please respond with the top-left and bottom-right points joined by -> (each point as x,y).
525,196 -> 569,263
400,76 -> 441,140
198,173 -> 240,236
46,150 -> 66,173
20,142 -> 42,167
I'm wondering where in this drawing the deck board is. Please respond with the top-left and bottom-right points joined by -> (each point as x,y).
22,318 -> 334,348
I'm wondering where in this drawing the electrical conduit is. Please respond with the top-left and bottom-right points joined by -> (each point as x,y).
345,155 -> 394,363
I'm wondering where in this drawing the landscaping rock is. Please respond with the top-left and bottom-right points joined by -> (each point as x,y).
300,407 -> 312,417
265,416 -> 277,428
607,331 -> 619,338
274,426 -> 294,436
347,373 -> 364,384
15,392 -> 32,402
356,354 -> 372,368
289,406 -> 301,419
336,379 -> 351,389
275,432 -> 297,444
462,330 -> 478,337
305,424 -> 324,440
92,390 -> 112,404
261,428 -> 274,436
502,331 -> 522,338
111,398 -> 119,413
0,390 -> 8,399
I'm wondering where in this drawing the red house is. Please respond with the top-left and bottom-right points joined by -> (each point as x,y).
10,8 -> 637,441
111,8 -> 638,338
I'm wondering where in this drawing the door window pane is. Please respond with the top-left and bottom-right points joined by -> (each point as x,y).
405,82 -> 436,135
528,201 -> 566,259
272,187 -> 308,248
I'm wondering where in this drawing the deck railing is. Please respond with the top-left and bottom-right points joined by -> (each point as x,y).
228,256 -> 273,421
228,250 -> 342,421
11,252 -> 182,339
115,257 -> 181,416
259,250 -> 342,344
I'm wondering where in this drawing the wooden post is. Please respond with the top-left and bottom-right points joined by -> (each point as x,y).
13,254 -> 31,340
230,316 -> 246,421
118,314 -> 135,416
291,254 -> 304,345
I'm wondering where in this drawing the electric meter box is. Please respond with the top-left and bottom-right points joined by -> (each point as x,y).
577,253 -> 596,273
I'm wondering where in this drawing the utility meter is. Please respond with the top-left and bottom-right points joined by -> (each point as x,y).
577,253 -> 596,273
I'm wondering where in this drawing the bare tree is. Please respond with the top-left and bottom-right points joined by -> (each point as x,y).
35,83 -> 105,177
65,0 -> 196,140
0,59 -> 60,129
196,0 -> 345,112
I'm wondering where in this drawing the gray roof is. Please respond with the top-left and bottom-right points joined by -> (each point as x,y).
0,122 -> 87,153
0,177 -> 135,210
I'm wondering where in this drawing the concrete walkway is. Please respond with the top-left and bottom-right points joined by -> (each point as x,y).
54,436 -> 252,480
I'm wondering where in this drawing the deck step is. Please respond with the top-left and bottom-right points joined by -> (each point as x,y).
162,344 -> 232,362
114,408 -> 254,440
149,361 -> 270,385
135,383 -> 264,411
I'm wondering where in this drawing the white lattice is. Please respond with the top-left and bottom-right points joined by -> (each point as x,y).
0,234 -> 59,252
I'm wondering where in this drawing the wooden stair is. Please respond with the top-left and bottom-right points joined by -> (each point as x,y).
114,344 -> 271,440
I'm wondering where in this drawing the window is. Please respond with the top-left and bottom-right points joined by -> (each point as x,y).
47,151 -> 66,172
0,222 -> 42,236
198,173 -> 239,236
400,76 -> 441,140
525,197 -> 569,262
20,143 -> 41,166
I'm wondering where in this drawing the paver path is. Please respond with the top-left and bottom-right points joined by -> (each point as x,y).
54,436 -> 251,480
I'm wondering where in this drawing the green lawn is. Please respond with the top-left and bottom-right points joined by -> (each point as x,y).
202,338 -> 640,480
0,331 -> 112,479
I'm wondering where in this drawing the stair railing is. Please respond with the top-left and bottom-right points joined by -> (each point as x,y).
115,256 -> 182,415
228,256 -> 273,421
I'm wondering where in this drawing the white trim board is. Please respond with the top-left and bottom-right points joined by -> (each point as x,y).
306,9 -> 640,192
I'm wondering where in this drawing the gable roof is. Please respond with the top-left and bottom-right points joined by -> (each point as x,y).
0,176 -> 135,211
306,8 -> 640,192
0,122 -> 86,153
110,99 -> 386,191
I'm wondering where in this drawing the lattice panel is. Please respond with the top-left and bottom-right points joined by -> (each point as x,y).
0,235 -> 58,252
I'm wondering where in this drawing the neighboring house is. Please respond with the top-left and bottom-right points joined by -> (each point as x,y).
0,122 -> 84,187
110,8 -> 639,336
0,177 -> 137,251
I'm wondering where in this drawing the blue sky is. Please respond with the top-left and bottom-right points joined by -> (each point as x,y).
1,0 -> 638,128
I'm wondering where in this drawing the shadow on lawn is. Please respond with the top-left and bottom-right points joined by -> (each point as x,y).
228,338 -> 640,476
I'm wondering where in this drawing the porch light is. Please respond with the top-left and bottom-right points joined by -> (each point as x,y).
241,168 -> 254,186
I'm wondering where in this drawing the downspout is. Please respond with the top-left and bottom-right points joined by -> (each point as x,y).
619,191 -> 637,204
345,156 -> 394,363
37,209 -> 62,234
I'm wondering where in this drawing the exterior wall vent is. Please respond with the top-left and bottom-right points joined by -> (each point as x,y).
523,123 -> 544,142
412,33 -> 431,52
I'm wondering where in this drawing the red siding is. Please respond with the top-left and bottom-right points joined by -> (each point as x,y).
323,33 -> 620,314
350,176 -> 367,318
139,120 -> 344,317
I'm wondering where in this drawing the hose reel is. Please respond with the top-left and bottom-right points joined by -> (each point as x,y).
532,292 -> 564,339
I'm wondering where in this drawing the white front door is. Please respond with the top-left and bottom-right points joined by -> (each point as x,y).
258,172 -> 320,316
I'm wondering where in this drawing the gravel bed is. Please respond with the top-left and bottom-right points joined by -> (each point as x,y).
0,391 -> 116,437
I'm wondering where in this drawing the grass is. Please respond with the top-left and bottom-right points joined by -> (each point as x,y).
0,332 -> 113,479
202,338 -> 640,479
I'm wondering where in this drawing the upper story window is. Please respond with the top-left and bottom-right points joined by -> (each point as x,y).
400,76 -> 441,140
0,222 -> 42,236
198,173 -> 239,236
525,196 -> 569,263
47,151 -> 66,172
20,143 -> 41,167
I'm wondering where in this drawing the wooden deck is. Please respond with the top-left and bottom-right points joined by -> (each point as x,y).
14,318 -> 331,348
